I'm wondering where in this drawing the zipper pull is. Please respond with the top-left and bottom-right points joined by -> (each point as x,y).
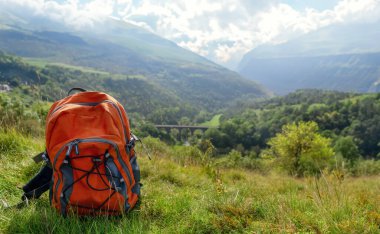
64,144 -> 73,164
74,141 -> 79,155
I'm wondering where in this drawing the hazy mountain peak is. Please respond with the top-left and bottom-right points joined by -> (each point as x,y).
238,20 -> 380,95
240,20 -> 380,62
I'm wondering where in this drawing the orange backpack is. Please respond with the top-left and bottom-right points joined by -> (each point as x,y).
44,88 -> 140,216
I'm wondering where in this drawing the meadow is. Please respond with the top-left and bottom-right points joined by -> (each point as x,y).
0,131 -> 379,233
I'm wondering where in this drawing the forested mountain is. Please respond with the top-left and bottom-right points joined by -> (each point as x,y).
0,12 -> 268,110
0,52 -> 181,115
238,21 -> 380,95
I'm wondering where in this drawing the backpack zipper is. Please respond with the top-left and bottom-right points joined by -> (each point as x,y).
48,101 -> 128,143
49,102 -> 99,117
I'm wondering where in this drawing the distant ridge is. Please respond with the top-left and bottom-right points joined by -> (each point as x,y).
237,21 -> 380,95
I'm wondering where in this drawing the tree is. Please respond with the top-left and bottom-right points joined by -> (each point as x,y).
264,121 -> 334,176
204,128 -> 226,149
334,136 -> 361,165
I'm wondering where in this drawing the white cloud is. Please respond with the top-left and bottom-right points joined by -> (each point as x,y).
120,0 -> 380,67
0,0 -> 379,67
0,0 -> 116,29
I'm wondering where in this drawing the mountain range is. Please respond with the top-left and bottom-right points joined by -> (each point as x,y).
1,7 -> 378,107
238,21 -> 380,95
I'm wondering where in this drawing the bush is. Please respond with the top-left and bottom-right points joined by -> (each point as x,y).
225,150 -> 242,167
263,121 -> 334,176
140,136 -> 171,158
334,136 -> 361,165
0,93 -> 46,136
216,150 -> 266,172
351,159 -> 380,176
172,145 -> 204,166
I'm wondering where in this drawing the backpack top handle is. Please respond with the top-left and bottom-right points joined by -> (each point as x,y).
67,87 -> 87,96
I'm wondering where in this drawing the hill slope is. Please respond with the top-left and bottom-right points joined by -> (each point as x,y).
0,12 -> 268,110
0,52 -> 181,116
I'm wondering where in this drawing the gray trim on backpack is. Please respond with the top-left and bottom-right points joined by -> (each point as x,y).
105,156 -> 130,211
60,163 -> 74,216
53,138 -> 132,186
130,156 -> 141,197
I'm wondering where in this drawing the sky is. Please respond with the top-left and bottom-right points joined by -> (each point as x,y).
1,0 -> 380,68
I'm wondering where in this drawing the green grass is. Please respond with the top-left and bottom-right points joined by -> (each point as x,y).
0,132 -> 379,233
200,114 -> 222,127
22,57 -> 149,82
23,58 -> 110,75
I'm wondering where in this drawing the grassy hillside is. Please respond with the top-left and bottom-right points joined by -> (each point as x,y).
0,132 -> 379,233
200,114 -> 222,127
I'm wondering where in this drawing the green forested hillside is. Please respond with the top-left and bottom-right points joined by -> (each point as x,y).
0,52 -> 252,128
0,52 -> 182,115
207,90 -> 380,158
0,51 -> 266,117
2,54 -> 379,160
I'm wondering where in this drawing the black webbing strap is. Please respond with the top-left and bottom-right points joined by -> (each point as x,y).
22,165 -> 52,199
67,87 -> 87,96
32,151 -> 49,164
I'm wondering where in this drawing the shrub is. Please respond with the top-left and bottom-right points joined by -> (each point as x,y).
351,159 -> 380,176
263,121 -> 334,176
334,136 -> 361,165
140,136 -> 170,158
215,150 -> 266,173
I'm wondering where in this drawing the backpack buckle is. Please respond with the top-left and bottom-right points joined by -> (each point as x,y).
126,138 -> 135,154
42,152 -> 50,163
32,151 -> 49,164
92,158 -> 102,163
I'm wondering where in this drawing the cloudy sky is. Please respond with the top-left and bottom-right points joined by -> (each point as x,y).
1,0 -> 380,68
